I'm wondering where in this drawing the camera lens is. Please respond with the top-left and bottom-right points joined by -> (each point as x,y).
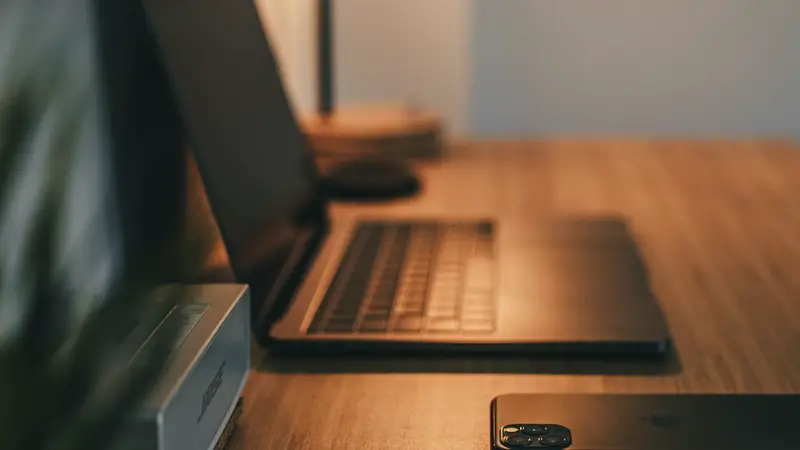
503,434 -> 533,447
520,424 -> 548,435
539,434 -> 570,447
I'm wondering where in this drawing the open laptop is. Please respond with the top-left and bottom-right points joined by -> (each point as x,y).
142,0 -> 671,355
491,393 -> 797,449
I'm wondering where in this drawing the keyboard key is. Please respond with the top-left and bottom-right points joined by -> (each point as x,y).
366,296 -> 389,306
396,296 -> 421,305
394,316 -> 423,332
349,268 -> 373,279
372,287 -> 396,297
331,309 -> 359,319
466,278 -> 492,291
364,306 -> 392,320
330,303 -> 359,314
428,296 -> 456,305
431,287 -> 458,297
463,298 -> 492,308
427,318 -> 460,332
372,286 -> 396,297
428,309 -> 458,319
430,287 -> 459,297
365,299 -> 390,311
464,287 -> 492,298
462,320 -> 495,333
463,303 -> 493,314
379,272 -> 401,282
402,296 -> 425,305
402,296 -> 427,307
462,303 -> 493,314
360,319 -> 389,332
433,274 -> 459,283
378,281 -> 400,291
336,296 -> 363,306
462,312 -> 493,322
341,287 -> 368,299
324,320 -> 355,333
430,299 -> 458,309
369,301 -> 394,313
396,305 -> 424,315
429,290 -> 458,300
438,262 -> 461,272
334,292 -> 361,302
430,290 -> 459,300
463,302 -> 494,313
437,270 -> 461,278
406,275 -> 428,285
404,284 -> 428,294
429,301 -> 458,309
397,297 -> 424,306
401,292 -> 426,303
408,270 -> 430,279
374,294 -> 398,305
428,302 -> 459,312
381,266 -> 401,276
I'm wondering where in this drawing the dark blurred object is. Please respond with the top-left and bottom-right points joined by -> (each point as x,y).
0,1 -> 211,449
316,0 -> 334,118
320,156 -> 421,201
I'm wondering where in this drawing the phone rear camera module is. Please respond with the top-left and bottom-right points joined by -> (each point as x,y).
539,434 -> 571,447
503,434 -> 534,447
520,424 -> 548,435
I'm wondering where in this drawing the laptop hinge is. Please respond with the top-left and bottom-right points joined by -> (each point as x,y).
249,217 -> 328,345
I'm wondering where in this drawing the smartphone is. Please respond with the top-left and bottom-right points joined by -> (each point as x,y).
490,393 -> 797,449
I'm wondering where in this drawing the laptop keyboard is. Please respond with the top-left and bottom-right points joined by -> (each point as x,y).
308,220 -> 496,334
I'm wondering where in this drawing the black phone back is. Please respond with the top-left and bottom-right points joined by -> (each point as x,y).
491,393 -> 798,449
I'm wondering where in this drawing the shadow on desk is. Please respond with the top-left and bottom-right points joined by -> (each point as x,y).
256,348 -> 682,376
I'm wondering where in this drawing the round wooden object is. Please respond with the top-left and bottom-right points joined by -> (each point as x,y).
301,105 -> 444,161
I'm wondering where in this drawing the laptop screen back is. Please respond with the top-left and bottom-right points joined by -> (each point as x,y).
142,0 -> 320,275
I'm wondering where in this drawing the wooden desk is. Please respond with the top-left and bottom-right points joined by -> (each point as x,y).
227,140 -> 800,450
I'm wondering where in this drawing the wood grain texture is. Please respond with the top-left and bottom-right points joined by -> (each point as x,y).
227,140 -> 800,450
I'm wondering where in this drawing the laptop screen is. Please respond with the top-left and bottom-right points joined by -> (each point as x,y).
142,0 -> 321,277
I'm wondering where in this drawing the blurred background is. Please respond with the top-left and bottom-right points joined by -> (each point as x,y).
259,0 -> 800,140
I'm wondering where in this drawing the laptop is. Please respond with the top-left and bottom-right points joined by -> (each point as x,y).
142,0 -> 671,355
491,393 -> 798,449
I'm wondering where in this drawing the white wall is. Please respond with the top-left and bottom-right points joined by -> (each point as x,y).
471,0 -> 800,138
261,0 -> 800,139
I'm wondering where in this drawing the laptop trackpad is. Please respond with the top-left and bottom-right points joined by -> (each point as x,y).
499,217 -> 664,338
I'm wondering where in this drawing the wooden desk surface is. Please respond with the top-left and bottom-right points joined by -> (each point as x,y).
228,140 -> 800,450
